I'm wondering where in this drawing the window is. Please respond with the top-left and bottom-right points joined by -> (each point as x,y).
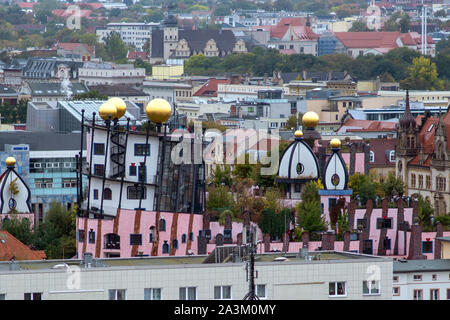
149,227 -> 156,242
413,274 -> 422,281
0,294 -> 5,300
103,188 -> 112,200
413,289 -> 423,300
62,178 -> 77,188
426,175 -> 431,189
162,241 -> 169,253
329,282 -> 346,297
134,144 -> 150,156
181,234 -> 186,243
383,238 -> 391,250
94,164 -> 105,176
418,175 -> 423,189
93,189 -> 99,200
392,287 -> 400,296
224,229 -> 232,240
437,176 -> 447,192
430,289 -> 439,300
94,143 -> 105,155
422,241 -> 433,253
447,289 -> 450,300
130,234 -> 142,245
369,151 -> 375,162
138,165 -> 146,182
88,230 -> 95,244
294,184 -> 301,193
109,289 -> 127,300
78,229 -> 85,242
393,276 -> 399,283
172,239 -> 178,249
127,186 -> 146,199
256,284 -> 266,299
389,151 -> 395,162
432,274 -> 437,281
376,218 -> 392,229
144,288 -> 161,300
357,218 -> 368,230
24,293 -> 42,300
129,165 -> 137,176
214,286 -> 232,299
179,287 -> 196,300
159,219 -> 166,231
363,280 -> 380,295
189,232 -> 194,241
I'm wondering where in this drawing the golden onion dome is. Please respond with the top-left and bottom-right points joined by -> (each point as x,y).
302,111 -> 319,128
146,98 -> 172,124
294,130 -> 303,138
5,156 -> 16,167
108,97 -> 127,119
330,138 -> 341,149
98,101 -> 117,121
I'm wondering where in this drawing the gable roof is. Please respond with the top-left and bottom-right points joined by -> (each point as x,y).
338,119 -> 397,133
334,32 -> 401,49
369,138 -> 396,166
178,29 -> 237,53
0,231 -> 46,261
193,78 -> 230,97
127,51 -> 147,60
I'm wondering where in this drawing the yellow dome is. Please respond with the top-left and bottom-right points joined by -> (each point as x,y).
98,101 -> 117,121
146,98 -> 172,124
5,157 -> 16,167
294,130 -> 303,138
330,138 -> 341,149
108,97 -> 127,119
302,111 -> 319,128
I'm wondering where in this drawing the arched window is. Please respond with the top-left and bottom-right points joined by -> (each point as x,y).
369,151 -> 375,163
181,234 -> 187,243
389,151 -> 395,162
158,219 -> 166,232
149,226 -> 156,242
411,137 -> 415,148
411,173 -> 416,188
162,242 -> 169,254
172,239 -> 178,249
407,137 -> 411,148
104,188 -> 112,200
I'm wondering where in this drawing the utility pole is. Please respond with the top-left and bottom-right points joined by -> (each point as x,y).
243,226 -> 259,300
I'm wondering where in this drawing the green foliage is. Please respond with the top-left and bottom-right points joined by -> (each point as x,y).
296,200 -> 327,233
206,185 -> 234,213
264,188 -> 283,213
104,32 -> 128,62
72,90 -> 108,100
134,59 -> 152,75
233,154 -> 253,179
258,208 -> 293,239
381,172 -> 405,198
32,202 -> 76,259
348,173 -> 379,204
285,113 -> 302,130
218,209 -> 242,226
0,99 -> 28,124
300,180 -> 321,203
0,215 -> 33,246
401,56 -> 444,90
211,165 -> 232,187
415,194 -> 433,228
349,20 -> 370,32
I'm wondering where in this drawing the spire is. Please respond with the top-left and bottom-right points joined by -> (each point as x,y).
399,89 -> 416,130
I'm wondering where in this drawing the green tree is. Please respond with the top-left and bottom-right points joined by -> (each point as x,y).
0,215 -> 33,245
72,90 -> 108,100
349,20 -> 370,32
32,202 -> 76,259
348,173 -> 379,204
285,113 -> 302,130
206,185 -> 234,212
381,172 -> 405,198
402,56 -> 444,90
233,154 -> 253,179
104,32 -> 128,62
211,165 -> 232,187
414,194 -> 434,228
258,208 -> 293,239
296,200 -> 327,233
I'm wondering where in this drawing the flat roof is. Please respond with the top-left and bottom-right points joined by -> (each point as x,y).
393,259 -> 450,273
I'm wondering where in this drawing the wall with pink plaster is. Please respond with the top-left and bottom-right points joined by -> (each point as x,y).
0,213 -> 34,228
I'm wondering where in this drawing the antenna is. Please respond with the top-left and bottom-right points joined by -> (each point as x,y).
243,226 -> 259,300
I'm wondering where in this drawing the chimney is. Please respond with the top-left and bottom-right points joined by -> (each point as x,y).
407,224 -> 426,260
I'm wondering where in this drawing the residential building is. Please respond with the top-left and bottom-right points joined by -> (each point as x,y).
22,58 -> 83,83
96,22 -> 159,51
27,82 -> 89,102
393,259 -> 450,300
0,250 -> 392,300
151,65 -> 184,80
52,42 -> 95,61
78,62 -> 146,88
143,80 -> 193,106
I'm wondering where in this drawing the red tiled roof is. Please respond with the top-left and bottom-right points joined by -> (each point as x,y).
340,119 -> 397,132
17,2 -> 37,9
400,32 -> 434,46
369,138 -> 396,167
193,78 -> 230,97
334,32 -> 401,49
52,9 -> 92,18
252,17 -> 317,41
0,231 -> 46,261
127,51 -> 147,60
54,42 -> 95,55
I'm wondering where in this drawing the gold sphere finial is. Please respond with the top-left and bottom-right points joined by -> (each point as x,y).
98,101 -> 117,121
330,138 -> 341,149
302,111 -> 319,128
146,98 -> 172,124
108,97 -> 127,119
5,156 -> 16,167
294,130 -> 303,138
